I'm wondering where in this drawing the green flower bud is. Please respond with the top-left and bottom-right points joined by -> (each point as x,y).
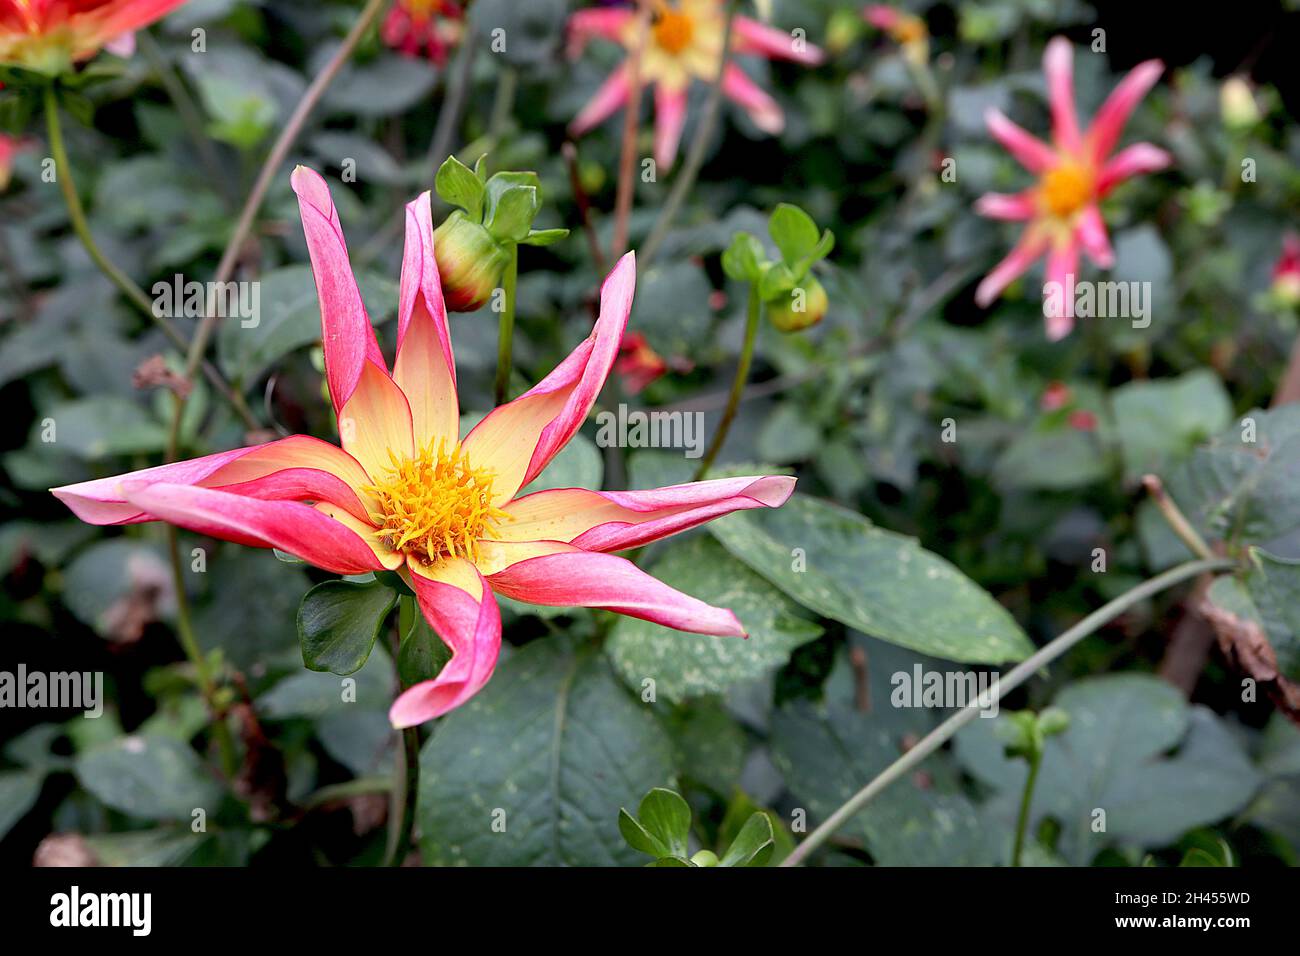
766,276 -> 828,333
432,210 -> 512,312
689,849 -> 719,867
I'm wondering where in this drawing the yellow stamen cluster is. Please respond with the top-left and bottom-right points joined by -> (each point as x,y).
891,15 -> 928,45
653,5 -> 694,56
1039,162 -> 1094,219
361,439 -> 508,565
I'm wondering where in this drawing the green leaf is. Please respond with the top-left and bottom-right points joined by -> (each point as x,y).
518,228 -> 569,247
256,650 -> 393,720
667,698 -> 747,795
1241,548 -> 1300,680
298,579 -> 397,676
418,641 -> 675,865
74,735 -> 223,821
772,695 -> 997,865
721,232 -> 766,282
768,203 -> 820,266
955,675 -> 1262,863
709,494 -> 1033,663
435,154 -> 486,220
486,184 -> 540,242
37,397 -> 168,460
397,595 -> 452,688
484,170 -> 541,228
607,536 -> 822,703
632,788 -> 692,859
0,770 -> 43,842
62,540 -> 171,639
718,812 -> 775,867
618,809 -> 667,857
1110,370 -> 1233,483
217,265 -> 398,384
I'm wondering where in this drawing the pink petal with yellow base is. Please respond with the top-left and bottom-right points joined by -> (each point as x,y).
1097,142 -> 1171,195
50,435 -> 373,525
462,252 -> 636,505
119,483 -> 387,575
389,559 -> 501,727
974,233 -> 1048,308
291,166 -> 387,413
392,190 -> 459,448
565,6 -> 633,59
495,474 -> 795,552
1043,37 -> 1081,152
1088,59 -> 1165,163
487,546 -> 746,637
984,109 -> 1056,173
974,191 -> 1038,222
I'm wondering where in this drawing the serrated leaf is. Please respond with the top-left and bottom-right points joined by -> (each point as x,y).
709,494 -> 1033,663
607,536 -> 822,703
298,579 -> 397,676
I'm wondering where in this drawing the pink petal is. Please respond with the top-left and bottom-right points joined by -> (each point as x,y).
1096,142 -> 1171,196
565,7 -> 633,59
732,16 -> 825,65
1075,205 -> 1114,268
462,253 -> 636,505
569,66 -> 631,136
863,6 -> 901,30
721,63 -> 783,135
1043,37 -> 1081,152
290,166 -> 388,416
974,190 -> 1038,221
1087,59 -> 1165,164
486,548 -> 746,636
984,108 -> 1057,174
103,32 -> 136,57
654,84 -> 689,171
83,1 -> 187,55
393,190 -> 459,450
119,483 -> 388,575
494,475 -> 796,552
975,232 -> 1048,308
1043,241 -> 1080,340
389,558 -> 501,727
51,435 -> 373,526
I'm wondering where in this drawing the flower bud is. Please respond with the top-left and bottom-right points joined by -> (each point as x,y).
432,210 -> 512,312
1220,77 -> 1261,130
1273,235 -> 1300,308
766,276 -> 828,333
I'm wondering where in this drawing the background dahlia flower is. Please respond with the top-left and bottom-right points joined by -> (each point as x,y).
51,167 -> 795,728
381,0 -> 462,66
0,0 -> 187,73
567,0 -> 825,169
973,36 -> 1171,339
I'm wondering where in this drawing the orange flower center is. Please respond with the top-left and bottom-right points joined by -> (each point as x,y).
1039,162 -> 1093,219
653,8 -> 694,56
361,439 -> 507,564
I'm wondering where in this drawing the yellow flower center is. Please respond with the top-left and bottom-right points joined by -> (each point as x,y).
1039,162 -> 1094,219
653,7 -> 694,56
360,440 -> 508,565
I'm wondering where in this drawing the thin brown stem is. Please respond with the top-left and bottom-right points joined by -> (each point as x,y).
563,140 -> 606,274
1142,474 -> 1214,561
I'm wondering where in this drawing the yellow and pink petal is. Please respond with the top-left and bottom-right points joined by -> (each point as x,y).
389,558 -> 502,727
462,252 -> 636,505
493,475 -> 795,553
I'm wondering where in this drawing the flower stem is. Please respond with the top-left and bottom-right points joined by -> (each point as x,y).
166,524 -> 238,778
385,597 -> 420,867
42,83 -> 260,429
693,283 -> 760,480
1142,474 -> 1214,561
611,0 -> 652,259
1010,750 -> 1042,867
639,0 -> 739,270
493,245 -> 519,406
779,556 -> 1236,867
